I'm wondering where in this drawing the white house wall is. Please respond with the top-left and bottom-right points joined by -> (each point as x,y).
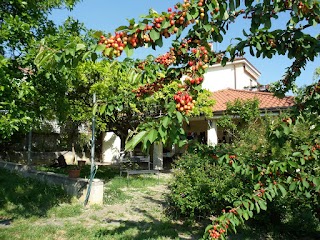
102,132 -> 121,163
202,64 -> 236,91
202,60 -> 259,92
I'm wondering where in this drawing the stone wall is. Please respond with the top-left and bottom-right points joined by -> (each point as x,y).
0,160 -> 104,205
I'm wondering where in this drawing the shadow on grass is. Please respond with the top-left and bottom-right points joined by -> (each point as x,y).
96,218 -> 202,240
96,194 -> 203,240
0,168 -> 71,219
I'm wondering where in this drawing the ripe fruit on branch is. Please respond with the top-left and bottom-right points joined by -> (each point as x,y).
155,52 -> 176,67
184,76 -> 204,86
133,78 -> 166,98
174,91 -> 195,114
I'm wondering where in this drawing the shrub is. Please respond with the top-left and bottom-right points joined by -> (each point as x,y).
166,149 -> 248,220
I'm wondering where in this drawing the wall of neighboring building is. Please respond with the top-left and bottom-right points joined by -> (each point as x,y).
202,64 -> 236,91
202,59 -> 260,92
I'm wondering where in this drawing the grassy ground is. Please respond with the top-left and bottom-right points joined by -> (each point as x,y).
1,167 -> 319,240
0,168 -> 203,240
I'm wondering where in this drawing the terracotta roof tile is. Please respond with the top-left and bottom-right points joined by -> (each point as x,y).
211,89 -> 295,112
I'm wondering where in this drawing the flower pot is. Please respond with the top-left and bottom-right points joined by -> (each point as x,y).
77,160 -> 86,168
68,169 -> 80,178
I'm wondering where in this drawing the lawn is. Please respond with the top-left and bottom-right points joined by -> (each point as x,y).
0,168 -> 203,240
1,167 -> 319,240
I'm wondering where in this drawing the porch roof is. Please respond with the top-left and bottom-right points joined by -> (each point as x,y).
211,88 -> 295,112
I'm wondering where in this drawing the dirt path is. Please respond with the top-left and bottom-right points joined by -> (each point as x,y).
36,172 -> 201,239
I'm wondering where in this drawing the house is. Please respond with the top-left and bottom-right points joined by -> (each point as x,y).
187,88 -> 294,146
184,58 -> 294,146
101,58 -> 295,169
155,58 -> 295,169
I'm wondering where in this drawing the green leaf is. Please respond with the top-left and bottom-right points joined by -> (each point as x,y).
283,126 -> 290,135
255,202 -> 260,213
176,111 -> 183,123
258,200 -> 267,211
243,211 -> 249,220
147,129 -> 158,143
150,29 -> 160,41
278,184 -> 287,197
254,183 -> 261,190
256,42 -> 262,51
96,44 -> 106,52
155,37 -> 163,47
229,0 -> 235,11
124,45 -> 134,57
203,24 -> 212,32
288,160 -> 298,168
243,201 -> 249,209
222,10 -> 229,20
91,52 -> 97,62
99,104 -> 106,115
125,131 -> 148,151
158,126 -> 166,139
162,116 -> 170,129
292,152 -> 302,157
265,18 -> 271,29
313,177 -> 320,187
305,191 -> 311,198
76,43 -> 86,51
265,192 -> 272,201
302,179 -> 310,189
289,181 -> 297,191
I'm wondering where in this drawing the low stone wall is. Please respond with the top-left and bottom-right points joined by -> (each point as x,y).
0,160 -> 104,205
0,151 -> 91,165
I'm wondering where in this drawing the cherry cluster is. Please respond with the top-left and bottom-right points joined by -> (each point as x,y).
155,52 -> 176,67
97,0 -> 210,59
137,61 -> 146,70
133,78 -> 166,98
208,223 -> 228,239
99,32 -> 130,58
312,144 -> 320,151
184,75 -> 204,86
174,91 -> 195,113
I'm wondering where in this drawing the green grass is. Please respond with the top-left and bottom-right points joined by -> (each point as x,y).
0,168 -> 71,219
47,203 -> 83,218
35,164 -> 164,205
0,167 -> 203,240
104,174 -> 164,205
2,167 -> 318,240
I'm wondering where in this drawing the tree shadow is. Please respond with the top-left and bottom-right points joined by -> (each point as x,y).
0,168 -> 72,219
95,218 -> 202,240
95,202 -> 203,240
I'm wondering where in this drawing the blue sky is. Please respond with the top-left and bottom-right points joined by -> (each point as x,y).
50,0 -> 319,89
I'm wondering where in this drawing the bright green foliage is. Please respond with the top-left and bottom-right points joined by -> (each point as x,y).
79,59 -> 144,140
202,86 -> 320,239
217,98 -> 260,139
34,0 -> 319,155
9,0 -> 319,238
166,150 -> 247,219
0,0 -> 81,139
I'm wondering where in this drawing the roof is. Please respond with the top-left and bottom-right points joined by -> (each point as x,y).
211,89 -> 295,112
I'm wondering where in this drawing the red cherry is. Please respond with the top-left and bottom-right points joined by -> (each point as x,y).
168,7 -> 172,12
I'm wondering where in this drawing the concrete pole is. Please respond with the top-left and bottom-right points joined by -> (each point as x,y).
27,130 -> 32,165
207,120 -> 218,146
153,142 -> 163,170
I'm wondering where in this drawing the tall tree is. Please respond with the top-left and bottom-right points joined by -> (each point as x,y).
0,0 -> 81,139
33,0 -> 320,237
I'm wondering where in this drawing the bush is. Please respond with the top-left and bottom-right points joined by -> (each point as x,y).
166,149 -> 248,220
